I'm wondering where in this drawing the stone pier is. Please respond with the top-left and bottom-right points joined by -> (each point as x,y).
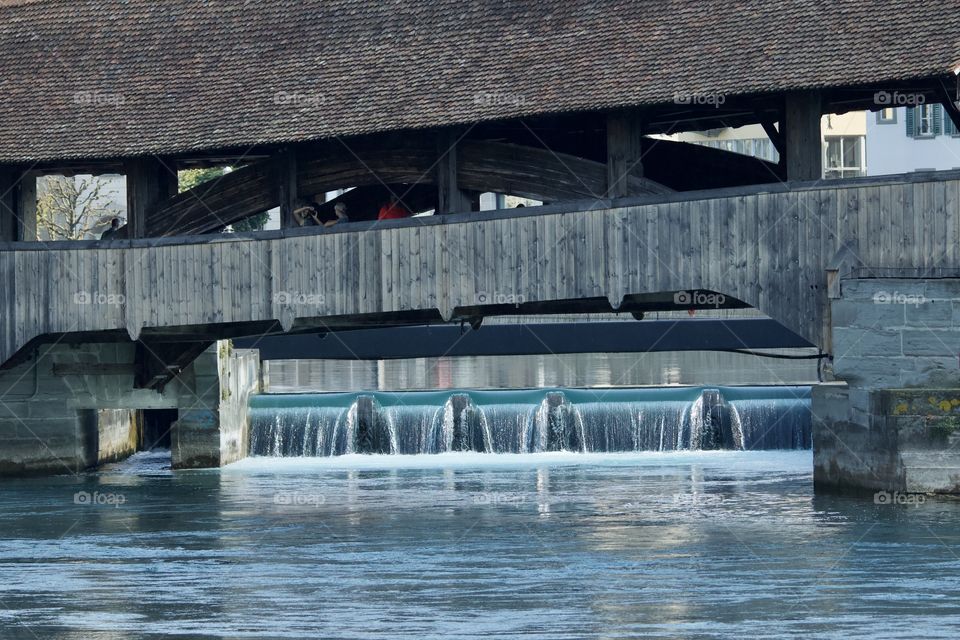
170,343 -> 262,469
0,340 -> 261,475
814,278 -> 960,494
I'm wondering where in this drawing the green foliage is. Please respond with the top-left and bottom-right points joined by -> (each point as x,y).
178,167 -> 226,193
231,212 -> 270,232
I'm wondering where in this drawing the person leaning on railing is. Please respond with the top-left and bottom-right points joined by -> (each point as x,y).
324,202 -> 350,227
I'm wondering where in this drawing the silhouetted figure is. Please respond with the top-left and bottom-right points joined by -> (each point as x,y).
100,218 -> 120,240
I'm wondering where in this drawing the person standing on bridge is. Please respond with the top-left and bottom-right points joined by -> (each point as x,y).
324,202 -> 350,227
377,195 -> 410,220
100,218 -> 120,240
293,199 -> 323,227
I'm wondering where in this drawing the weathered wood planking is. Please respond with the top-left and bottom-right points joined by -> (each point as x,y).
3,174 -> 960,366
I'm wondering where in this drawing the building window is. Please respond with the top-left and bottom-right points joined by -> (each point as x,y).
918,104 -> 934,136
906,104 -> 942,138
824,136 -> 864,179
876,108 -> 897,124
946,107 -> 960,137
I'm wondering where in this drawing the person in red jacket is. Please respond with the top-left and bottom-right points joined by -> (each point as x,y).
378,196 -> 411,220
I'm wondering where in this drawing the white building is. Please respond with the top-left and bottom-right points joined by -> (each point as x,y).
658,111 -> 868,179
866,105 -> 960,175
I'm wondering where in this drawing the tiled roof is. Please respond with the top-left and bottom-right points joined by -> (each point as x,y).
0,0 -> 958,163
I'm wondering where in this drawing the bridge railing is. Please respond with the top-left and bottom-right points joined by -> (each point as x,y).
2,169 -> 959,367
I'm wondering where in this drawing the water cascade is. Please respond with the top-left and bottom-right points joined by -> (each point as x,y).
249,386 -> 811,457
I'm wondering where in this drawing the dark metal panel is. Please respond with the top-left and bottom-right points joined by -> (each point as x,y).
234,319 -> 813,361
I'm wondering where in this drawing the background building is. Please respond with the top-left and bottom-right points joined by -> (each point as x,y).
867,104 -> 960,175
659,112 -> 867,179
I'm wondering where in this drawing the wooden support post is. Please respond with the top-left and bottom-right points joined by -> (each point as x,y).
16,172 -> 36,241
0,169 -> 15,242
606,110 -> 644,198
436,129 -> 470,214
937,79 -> 960,131
783,91 -> 823,182
0,168 -> 36,241
125,157 -> 177,238
277,148 -> 298,228
759,117 -> 785,158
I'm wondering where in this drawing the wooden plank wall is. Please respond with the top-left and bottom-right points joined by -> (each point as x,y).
2,175 -> 960,366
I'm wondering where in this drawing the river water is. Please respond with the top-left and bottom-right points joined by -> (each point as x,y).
1,450 -> 959,639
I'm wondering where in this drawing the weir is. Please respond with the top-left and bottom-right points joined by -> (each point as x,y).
248,387 -> 812,457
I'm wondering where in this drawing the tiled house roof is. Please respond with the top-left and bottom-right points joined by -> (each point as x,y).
0,0 -> 957,162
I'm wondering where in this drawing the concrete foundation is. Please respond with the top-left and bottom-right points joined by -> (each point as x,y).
169,344 -> 261,469
0,341 -> 261,476
813,385 -> 960,493
96,409 -> 140,465
815,277 -> 960,494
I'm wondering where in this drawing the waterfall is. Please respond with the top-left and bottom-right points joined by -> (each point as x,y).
248,386 -> 812,457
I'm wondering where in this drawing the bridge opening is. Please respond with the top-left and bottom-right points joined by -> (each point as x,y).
140,409 -> 176,451
244,297 -> 818,461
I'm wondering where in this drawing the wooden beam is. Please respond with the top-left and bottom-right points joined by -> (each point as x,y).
53,363 -> 137,376
135,340 -> 213,390
759,117 -> 785,158
147,138 -> 677,237
150,158 -> 276,236
436,129 -> 470,214
459,140 -> 670,201
937,78 -> 960,131
0,169 -> 16,242
783,91 -> 823,182
0,168 -> 36,241
125,157 -> 177,238
606,110 -> 645,198
277,148 -> 299,229
15,172 -> 36,241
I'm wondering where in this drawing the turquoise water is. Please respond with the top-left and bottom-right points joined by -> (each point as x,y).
249,386 -> 812,457
1,450 -> 958,639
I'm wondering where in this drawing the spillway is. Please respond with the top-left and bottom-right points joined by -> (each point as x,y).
249,386 -> 811,457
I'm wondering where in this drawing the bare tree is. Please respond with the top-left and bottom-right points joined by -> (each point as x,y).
36,175 -> 122,240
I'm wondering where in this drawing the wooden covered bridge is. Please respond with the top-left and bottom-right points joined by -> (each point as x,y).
0,0 -> 960,482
